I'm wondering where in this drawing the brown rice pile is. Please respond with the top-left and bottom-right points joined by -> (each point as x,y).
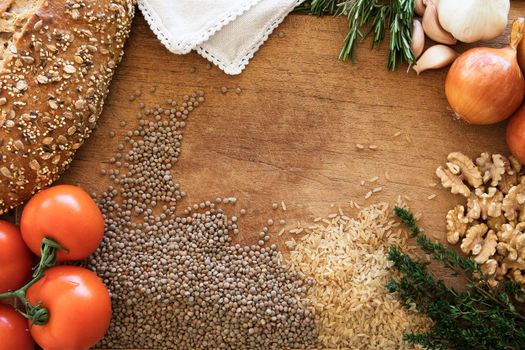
285,202 -> 430,349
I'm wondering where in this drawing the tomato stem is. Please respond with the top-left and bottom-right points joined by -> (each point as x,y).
33,237 -> 67,278
0,238 -> 66,325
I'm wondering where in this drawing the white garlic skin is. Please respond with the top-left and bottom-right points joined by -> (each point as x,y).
413,45 -> 458,75
411,19 -> 425,59
437,0 -> 510,43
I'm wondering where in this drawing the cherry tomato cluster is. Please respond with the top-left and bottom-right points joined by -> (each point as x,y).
0,185 -> 110,350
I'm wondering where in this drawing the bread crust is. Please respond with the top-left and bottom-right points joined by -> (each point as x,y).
0,0 -> 135,214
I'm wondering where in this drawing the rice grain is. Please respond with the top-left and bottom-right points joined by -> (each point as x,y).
286,204 -> 430,349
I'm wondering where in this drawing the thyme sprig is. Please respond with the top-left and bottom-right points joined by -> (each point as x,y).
388,207 -> 525,350
296,0 -> 416,70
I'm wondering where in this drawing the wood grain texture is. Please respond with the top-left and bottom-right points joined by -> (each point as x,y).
50,4 -> 524,349
64,8 -> 525,245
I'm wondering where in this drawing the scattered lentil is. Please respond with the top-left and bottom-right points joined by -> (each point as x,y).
88,93 -> 318,349
221,86 -> 228,94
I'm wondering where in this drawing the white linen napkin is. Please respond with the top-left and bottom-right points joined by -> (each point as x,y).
137,0 -> 303,75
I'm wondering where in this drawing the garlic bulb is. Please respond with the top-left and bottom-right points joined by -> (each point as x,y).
437,0 -> 510,43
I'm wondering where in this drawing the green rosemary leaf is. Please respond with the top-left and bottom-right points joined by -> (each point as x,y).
299,0 -> 342,16
369,5 -> 391,48
297,0 -> 415,69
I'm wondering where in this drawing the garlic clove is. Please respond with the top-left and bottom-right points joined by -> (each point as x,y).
422,1 -> 457,45
413,45 -> 458,75
411,19 -> 425,59
415,0 -> 426,16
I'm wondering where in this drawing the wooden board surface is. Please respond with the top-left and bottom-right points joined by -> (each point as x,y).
62,7 -> 525,251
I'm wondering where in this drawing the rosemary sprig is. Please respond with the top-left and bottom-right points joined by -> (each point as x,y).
296,0 -> 416,70
388,0 -> 415,70
295,0 -> 342,16
388,207 -> 525,350
339,0 -> 390,63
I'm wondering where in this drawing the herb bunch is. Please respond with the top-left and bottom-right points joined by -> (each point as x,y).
296,0 -> 416,70
388,207 -> 525,350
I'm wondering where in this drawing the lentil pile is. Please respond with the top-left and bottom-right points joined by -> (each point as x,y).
87,91 -> 319,349
285,202 -> 431,349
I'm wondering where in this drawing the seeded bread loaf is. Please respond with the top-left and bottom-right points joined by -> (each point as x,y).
0,0 -> 135,214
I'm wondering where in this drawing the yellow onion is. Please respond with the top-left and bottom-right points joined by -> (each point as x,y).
445,18 -> 525,125
507,103 -> 525,164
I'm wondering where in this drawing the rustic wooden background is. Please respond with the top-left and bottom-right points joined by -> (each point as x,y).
52,3 -> 523,349
63,8 -> 525,248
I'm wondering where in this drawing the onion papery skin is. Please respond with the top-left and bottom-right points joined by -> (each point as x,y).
445,47 -> 525,125
507,103 -> 525,164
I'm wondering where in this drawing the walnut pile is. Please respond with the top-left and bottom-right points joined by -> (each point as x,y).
437,152 -> 525,287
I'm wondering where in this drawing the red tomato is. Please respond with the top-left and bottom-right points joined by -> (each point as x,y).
20,185 -> 104,261
0,304 -> 34,350
26,266 -> 112,350
507,103 -> 525,165
0,297 -> 16,305
0,221 -> 34,293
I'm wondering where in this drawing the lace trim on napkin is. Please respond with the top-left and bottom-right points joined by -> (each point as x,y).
196,0 -> 303,75
137,0 -> 262,55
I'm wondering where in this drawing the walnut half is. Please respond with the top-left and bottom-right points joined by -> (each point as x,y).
446,205 -> 468,244
466,187 -> 503,221
460,224 -> 497,264
436,166 -> 471,197
448,152 -> 483,188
